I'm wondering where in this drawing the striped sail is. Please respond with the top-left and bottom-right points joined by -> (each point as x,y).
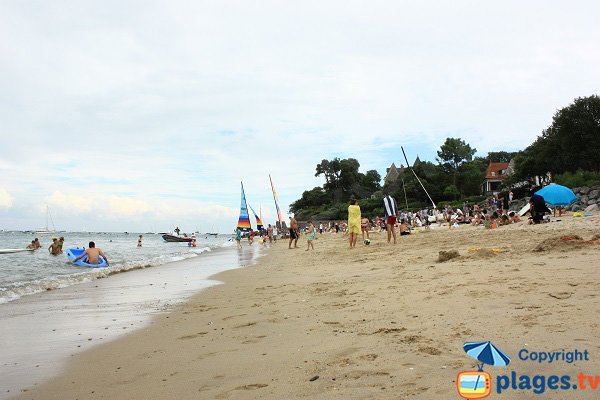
249,205 -> 263,231
237,182 -> 252,232
269,174 -> 284,225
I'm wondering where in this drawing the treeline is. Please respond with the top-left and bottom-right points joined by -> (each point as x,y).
291,95 -> 600,220
290,142 -> 513,220
507,95 -> 600,188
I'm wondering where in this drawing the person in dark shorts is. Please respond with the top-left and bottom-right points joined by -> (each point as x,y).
288,215 -> 299,249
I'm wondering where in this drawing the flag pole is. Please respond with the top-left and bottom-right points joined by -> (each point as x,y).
401,146 -> 436,210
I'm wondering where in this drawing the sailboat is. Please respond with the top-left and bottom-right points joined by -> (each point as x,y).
34,205 -> 56,234
249,204 -> 263,232
269,174 -> 284,231
236,182 -> 252,233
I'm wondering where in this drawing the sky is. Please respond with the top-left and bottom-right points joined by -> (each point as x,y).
1,1 -> 599,233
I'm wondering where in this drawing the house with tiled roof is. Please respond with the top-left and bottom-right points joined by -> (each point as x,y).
483,160 -> 514,195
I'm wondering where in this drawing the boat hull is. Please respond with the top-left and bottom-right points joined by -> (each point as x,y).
162,234 -> 193,242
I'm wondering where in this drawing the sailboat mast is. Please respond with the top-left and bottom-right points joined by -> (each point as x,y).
269,174 -> 284,227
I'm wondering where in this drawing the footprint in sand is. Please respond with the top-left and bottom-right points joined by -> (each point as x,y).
235,383 -> 268,390
178,332 -> 208,340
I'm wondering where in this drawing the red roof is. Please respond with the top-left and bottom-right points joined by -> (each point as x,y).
485,162 -> 509,180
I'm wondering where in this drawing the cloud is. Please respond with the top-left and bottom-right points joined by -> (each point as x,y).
1,1 -> 599,231
48,191 -> 94,213
0,188 -> 13,208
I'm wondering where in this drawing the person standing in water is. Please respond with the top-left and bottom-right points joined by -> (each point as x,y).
48,238 -> 61,255
137,235 -> 143,247
57,237 -> 65,253
235,228 -> 242,249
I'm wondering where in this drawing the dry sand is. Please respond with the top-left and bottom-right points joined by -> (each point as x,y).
14,215 -> 600,399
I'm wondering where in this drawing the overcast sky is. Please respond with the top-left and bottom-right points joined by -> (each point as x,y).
1,1 -> 599,233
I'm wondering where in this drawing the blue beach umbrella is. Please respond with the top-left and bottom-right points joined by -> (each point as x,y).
535,183 -> 576,206
463,341 -> 511,369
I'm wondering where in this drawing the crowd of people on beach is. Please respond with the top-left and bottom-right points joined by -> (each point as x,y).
267,189 -> 555,250
235,223 -> 277,249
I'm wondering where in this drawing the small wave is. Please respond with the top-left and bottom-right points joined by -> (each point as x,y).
0,272 -> 97,304
191,246 -> 211,254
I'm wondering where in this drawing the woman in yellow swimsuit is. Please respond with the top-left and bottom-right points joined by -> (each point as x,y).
347,199 -> 361,248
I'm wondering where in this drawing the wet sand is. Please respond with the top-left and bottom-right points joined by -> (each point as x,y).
12,215 -> 600,399
2,244 -> 260,398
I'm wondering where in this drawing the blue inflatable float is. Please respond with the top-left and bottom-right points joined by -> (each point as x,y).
67,248 -> 108,268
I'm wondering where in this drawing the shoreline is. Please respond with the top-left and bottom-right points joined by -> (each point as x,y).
2,244 -> 262,398
11,215 -> 600,399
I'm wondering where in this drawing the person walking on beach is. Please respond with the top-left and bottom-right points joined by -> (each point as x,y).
137,235 -> 143,247
72,241 -> 109,266
361,216 -> 370,241
267,224 -> 274,244
383,193 -> 398,244
48,238 -> 61,255
348,199 -> 361,248
235,228 -> 242,248
289,215 -> 299,249
306,220 -> 315,251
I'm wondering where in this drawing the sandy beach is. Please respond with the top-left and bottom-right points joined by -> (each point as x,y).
13,215 -> 600,399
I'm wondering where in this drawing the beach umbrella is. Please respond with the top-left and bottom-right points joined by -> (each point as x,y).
535,183 -> 576,206
463,341 -> 511,369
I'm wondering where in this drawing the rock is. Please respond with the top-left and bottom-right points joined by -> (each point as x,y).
572,205 -> 583,212
580,195 -> 589,204
584,204 -> 599,212
580,187 -> 591,195
589,189 -> 600,199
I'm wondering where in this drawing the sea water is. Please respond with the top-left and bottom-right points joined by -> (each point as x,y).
0,231 -> 233,304
0,231 -> 264,397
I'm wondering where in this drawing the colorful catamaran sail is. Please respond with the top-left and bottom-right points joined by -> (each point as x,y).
269,174 -> 284,227
237,182 -> 252,232
249,204 -> 263,231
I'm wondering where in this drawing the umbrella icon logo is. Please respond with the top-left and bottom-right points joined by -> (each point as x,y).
457,341 -> 511,399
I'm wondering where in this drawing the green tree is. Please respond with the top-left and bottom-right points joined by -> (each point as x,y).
436,137 -> 477,188
512,95 -> 600,186
548,95 -> 600,172
457,159 -> 486,196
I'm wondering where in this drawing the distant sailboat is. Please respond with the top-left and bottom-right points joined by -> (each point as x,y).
34,205 -> 56,234
236,182 -> 252,233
